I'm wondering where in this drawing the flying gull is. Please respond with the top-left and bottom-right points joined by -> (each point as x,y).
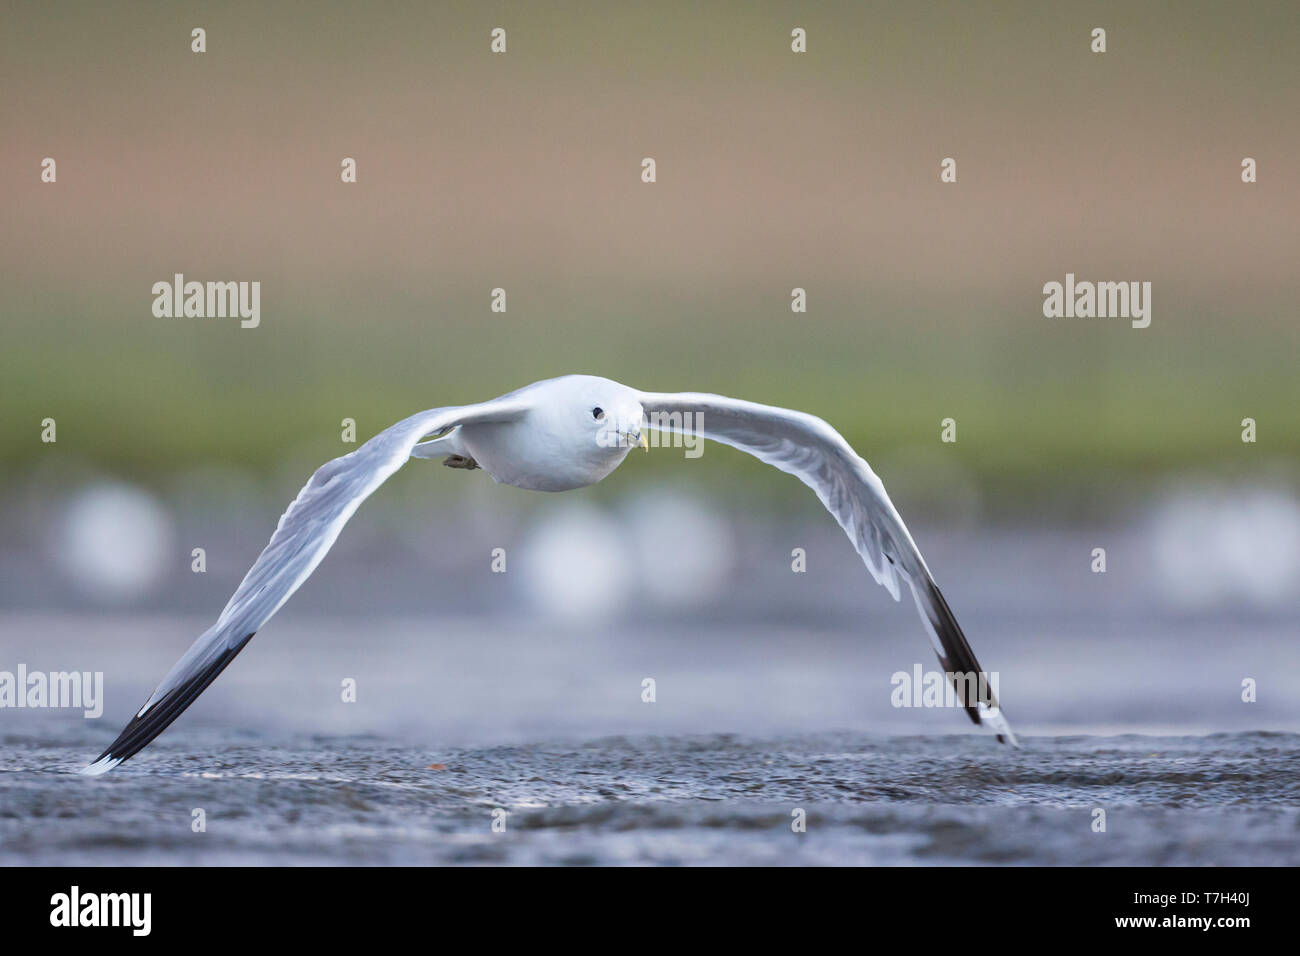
81,374 -> 1015,775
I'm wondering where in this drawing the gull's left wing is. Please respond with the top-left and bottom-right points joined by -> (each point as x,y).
637,390 -> 1016,745
80,397 -> 531,775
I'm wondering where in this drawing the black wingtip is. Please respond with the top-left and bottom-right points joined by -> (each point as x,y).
920,579 -> 1001,728
87,632 -> 256,772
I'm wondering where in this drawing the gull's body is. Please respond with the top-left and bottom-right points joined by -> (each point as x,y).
82,374 -> 1015,776
424,378 -> 641,491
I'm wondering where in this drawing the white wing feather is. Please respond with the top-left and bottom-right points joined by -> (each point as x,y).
81,398 -> 529,775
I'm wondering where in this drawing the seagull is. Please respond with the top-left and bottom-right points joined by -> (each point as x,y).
81,374 -> 1015,775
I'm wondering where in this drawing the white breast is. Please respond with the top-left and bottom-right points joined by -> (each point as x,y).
457,418 -> 630,492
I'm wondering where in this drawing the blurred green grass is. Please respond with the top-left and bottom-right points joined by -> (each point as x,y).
6,283 -> 1295,506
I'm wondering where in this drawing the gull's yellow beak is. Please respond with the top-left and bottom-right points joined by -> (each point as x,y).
638,432 -> 649,452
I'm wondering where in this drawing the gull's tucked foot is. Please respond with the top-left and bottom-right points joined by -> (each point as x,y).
443,454 -> 479,470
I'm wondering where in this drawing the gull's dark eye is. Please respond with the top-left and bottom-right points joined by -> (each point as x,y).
592,407 -> 605,420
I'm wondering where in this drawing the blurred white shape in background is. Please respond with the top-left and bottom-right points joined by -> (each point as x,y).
625,489 -> 733,609
54,481 -> 173,602
518,501 -> 634,624
1149,484 -> 1300,609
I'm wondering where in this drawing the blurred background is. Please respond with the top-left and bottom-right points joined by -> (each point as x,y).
2,1 -> 1298,745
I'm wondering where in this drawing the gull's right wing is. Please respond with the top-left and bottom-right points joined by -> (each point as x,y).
81,397 -> 530,776
638,390 -> 1016,745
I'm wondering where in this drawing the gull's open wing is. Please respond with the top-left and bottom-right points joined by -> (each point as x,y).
81,398 -> 530,775
637,390 -> 1016,745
